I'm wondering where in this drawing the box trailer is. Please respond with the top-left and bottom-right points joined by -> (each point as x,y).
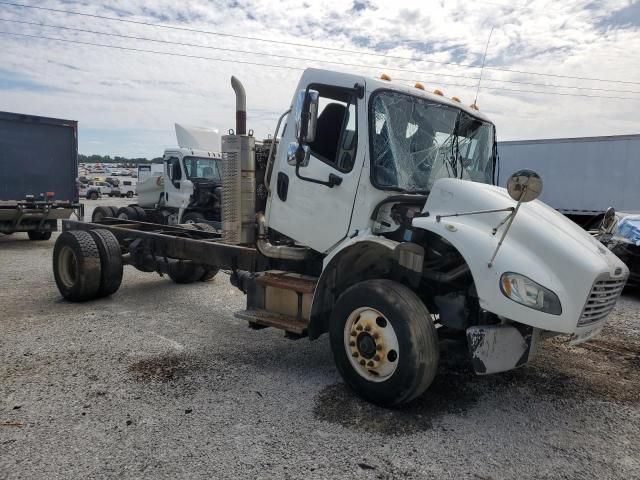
497,134 -> 640,224
0,111 -> 83,240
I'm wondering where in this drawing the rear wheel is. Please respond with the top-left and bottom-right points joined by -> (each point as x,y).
28,231 -> 52,241
329,279 -> 439,407
92,206 -> 117,223
182,212 -> 206,224
116,206 -> 139,221
53,230 -> 102,301
126,191 -> 134,198
88,229 -> 123,298
168,261 -> 205,284
199,267 -> 219,282
89,191 -> 99,200
131,206 -> 147,222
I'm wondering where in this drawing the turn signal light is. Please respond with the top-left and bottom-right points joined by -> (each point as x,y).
414,82 -> 425,90
433,89 -> 444,96
380,73 -> 392,81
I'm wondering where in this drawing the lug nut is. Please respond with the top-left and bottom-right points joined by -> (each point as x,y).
360,359 -> 366,366
349,341 -> 355,347
373,333 -> 379,339
351,331 -> 357,337
364,325 -> 371,332
352,352 -> 359,358
367,361 -> 374,367
376,344 -> 382,351
374,355 -> 381,361
356,325 -> 363,331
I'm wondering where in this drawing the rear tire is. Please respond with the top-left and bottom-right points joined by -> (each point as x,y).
131,206 -> 147,222
92,206 -> 117,223
199,267 -> 219,282
89,191 -> 99,200
182,212 -> 206,224
329,279 -> 439,407
168,261 -> 205,284
28,231 -> 52,241
88,229 -> 123,298
116,206 -> 139,221
126,191 -> 134,198
53,231 -> 102,302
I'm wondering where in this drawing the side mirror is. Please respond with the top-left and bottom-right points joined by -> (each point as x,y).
287,142 -> 310,167
506,169 -> 543,203
295,89 -> 319,144
600,206 -> 616,232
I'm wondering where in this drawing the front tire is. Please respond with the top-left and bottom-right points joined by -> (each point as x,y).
329,279 -> 438,407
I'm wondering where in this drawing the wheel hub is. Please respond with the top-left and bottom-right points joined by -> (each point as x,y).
344,307 -> 400,382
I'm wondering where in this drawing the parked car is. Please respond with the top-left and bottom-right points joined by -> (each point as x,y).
105,177 -> 120,187
79,183 -> 101,200
88,181 -> 120,197
119,180 -> 136,198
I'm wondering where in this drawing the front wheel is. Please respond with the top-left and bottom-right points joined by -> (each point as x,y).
329,279 -> 439,407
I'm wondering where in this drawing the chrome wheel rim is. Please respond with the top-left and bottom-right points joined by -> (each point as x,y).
344,307 -> 399,382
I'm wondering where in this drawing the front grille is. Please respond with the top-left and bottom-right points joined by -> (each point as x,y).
578,276 -> 627,326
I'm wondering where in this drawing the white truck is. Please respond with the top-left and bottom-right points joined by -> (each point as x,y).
92,125 -> 225,225
52,69 -> 628,406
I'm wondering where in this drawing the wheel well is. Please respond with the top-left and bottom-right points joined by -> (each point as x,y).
308,233 -> 480,340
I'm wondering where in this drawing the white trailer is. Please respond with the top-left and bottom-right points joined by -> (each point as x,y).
497,134 -> 640,222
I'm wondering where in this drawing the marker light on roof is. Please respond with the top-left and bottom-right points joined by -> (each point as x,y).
470,103 -> 479,110
451,96 -> 461,103
433,89 -> 444,96
414,82 -> 425,90
380,73 -> 392,81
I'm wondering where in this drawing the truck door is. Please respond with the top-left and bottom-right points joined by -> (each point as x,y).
164,155 -> 185,208
266,77 -> 365,253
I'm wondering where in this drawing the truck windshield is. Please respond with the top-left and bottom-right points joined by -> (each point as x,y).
370,91 -> 495,193
183,157 -> 220,181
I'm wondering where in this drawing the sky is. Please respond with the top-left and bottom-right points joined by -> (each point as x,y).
1,0 -> 639,158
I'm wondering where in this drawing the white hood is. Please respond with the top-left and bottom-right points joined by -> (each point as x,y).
412,178 -> 628,334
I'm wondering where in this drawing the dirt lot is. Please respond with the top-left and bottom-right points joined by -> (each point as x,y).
1,207 -> 639,479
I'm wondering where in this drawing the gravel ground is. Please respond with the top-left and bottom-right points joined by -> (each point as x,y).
1,207 -> 639,479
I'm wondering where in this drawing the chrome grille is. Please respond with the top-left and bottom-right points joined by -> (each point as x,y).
578,276 -> 627,326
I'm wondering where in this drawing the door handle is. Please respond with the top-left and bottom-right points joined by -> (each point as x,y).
277,172 -> 289,201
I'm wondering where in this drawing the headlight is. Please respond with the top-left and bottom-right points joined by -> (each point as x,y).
500,272 -> 562,315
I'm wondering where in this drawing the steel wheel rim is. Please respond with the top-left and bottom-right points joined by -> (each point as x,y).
58,245 -> 78,288
344,307 -> 399,382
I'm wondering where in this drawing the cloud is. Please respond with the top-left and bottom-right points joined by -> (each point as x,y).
0,0 -> 638,157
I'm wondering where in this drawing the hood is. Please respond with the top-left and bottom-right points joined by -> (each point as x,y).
412,178 -> 628,334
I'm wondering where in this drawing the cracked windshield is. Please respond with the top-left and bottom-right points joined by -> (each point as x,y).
371,91 -> 495,192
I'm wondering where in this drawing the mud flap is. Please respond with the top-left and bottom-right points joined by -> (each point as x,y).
466,324 -> 537,375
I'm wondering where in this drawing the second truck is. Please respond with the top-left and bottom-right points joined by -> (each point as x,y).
51,70 -> 628,406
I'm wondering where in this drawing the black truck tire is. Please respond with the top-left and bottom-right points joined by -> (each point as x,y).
116,206 -> 139,221
88,229 -> 123,298
53,230 -> 102,302
329,279 -> 439,407
182,212 -> 206,224
89,191 -> 99,200
168,261 -> 205,284
199,267 -> 219,282
28,231 -> 52,241
126,191 -> 134,198
131,206 -> 147,222
92,206 -> 117,223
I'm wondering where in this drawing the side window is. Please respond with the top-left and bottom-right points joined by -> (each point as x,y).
307,87 -> 357,173
166,157 -> 181,186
